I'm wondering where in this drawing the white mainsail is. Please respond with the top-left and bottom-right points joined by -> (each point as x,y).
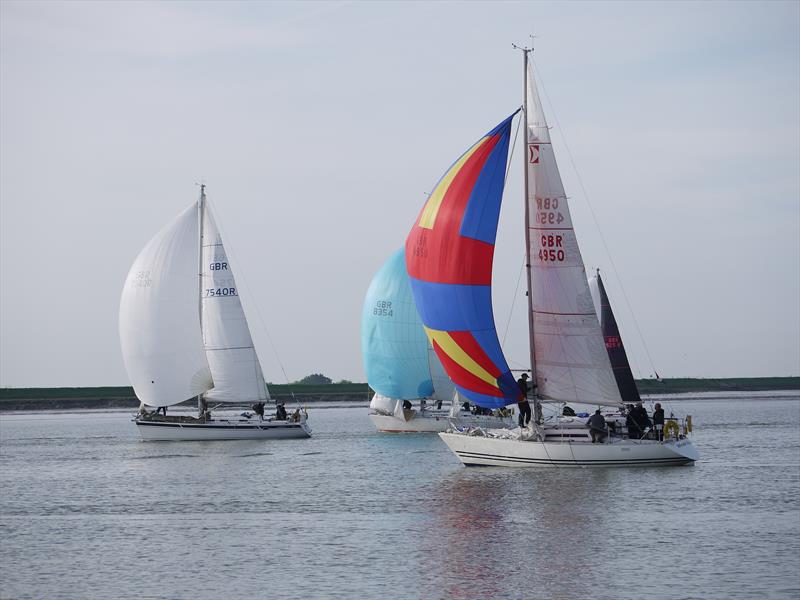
119,203 -> 213,407
201,204 -> 269,403
526,63 -> 622,406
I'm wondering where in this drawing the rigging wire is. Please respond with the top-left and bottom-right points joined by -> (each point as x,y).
502,254 -> 527,346
530,57 -> 659,378
498,111 -> 530,367
499,112 -> 527,349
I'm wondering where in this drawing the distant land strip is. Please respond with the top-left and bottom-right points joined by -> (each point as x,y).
0,378 -> 798,412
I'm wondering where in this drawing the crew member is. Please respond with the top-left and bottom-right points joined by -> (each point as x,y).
517,373 -> 532,428
586,409 -> 607,443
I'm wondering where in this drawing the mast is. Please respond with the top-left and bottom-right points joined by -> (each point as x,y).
197,184 -> 207,416
520,46 -> 541,422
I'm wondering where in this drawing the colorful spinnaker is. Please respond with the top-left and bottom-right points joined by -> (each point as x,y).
405,113 -> 520,408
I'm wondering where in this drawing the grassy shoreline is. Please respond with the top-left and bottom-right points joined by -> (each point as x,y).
0,378 -> 797,411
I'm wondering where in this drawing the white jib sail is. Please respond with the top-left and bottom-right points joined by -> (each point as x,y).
201,204 -> 269,403
119,203 -> 213,407
526,63 -> 622,406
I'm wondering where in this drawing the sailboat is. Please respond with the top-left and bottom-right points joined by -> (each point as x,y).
119,186 -> 311,441
362,249 -> 513,432
405,50 -> 698,467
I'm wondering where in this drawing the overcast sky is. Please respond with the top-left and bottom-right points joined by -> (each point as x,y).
1,0 -> 798,387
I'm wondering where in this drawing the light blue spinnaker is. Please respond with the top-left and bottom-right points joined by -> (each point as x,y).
361,249 -> 453,401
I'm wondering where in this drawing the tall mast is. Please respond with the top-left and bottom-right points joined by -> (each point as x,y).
520,46 -> 540,421
197,183 -> 206,330
197,184 -> 207,416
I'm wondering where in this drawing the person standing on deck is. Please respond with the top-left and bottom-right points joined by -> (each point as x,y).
631,401 -> 652,435
586,409 -> 607,443
652,403 -> 665,441
517,373 -> 532,428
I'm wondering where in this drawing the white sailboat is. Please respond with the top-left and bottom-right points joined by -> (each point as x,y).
406,49 -> 698,467
120,186 -> 310,441
362,249 -> 513,433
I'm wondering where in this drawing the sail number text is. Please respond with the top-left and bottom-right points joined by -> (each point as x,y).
205,287 -> 237,297
535,197 -> 564,226
209,262 -> 228,270
536,234 -> 565,263
411,234 -> 427,259
373,301 -> 393,317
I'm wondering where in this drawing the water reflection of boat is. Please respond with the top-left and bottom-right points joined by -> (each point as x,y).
420,469 -> 608,599
405,49 -> 698,467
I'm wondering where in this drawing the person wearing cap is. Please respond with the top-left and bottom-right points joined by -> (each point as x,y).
517,373 -> 532,428
586,409 -> 607,443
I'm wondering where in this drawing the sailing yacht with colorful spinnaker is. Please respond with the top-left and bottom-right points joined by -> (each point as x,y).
405,52 -> 697,467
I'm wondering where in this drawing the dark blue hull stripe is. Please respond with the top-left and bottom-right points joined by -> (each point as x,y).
456,450 -> 692,466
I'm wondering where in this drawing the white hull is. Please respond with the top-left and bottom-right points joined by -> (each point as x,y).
439,431 -> 699,467
135,417 -> 311,441
370,411 -> 513,433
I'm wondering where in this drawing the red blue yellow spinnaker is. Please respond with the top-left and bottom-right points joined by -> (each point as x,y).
405,113 -> 520,408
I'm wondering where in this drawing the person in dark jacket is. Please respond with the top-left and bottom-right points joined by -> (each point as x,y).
275,403 -> 287,420
586,409 -> 607,443
402,399 -> 413,411
628,402 -> 651,438
252,402 -> 265,419
517,373 -> 532,428
652,402 -> 665,441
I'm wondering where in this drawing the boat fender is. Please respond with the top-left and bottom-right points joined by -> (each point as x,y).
664,420 -> 680,440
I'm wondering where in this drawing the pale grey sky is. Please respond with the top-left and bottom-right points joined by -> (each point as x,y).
1,0 -> 798,387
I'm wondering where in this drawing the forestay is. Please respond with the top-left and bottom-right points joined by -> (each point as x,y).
201,205 -> 269,403
119,203 -> 213,407
526,63 -> 621,406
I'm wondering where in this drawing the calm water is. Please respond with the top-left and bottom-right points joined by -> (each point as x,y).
1,395 -> 799,600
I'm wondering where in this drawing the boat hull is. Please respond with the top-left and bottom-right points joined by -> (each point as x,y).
135,418 -> 311,441
439,432 -> 698,467
370,412 -> 513,433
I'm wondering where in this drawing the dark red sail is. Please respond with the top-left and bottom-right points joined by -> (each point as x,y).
593,271 -> 641,404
